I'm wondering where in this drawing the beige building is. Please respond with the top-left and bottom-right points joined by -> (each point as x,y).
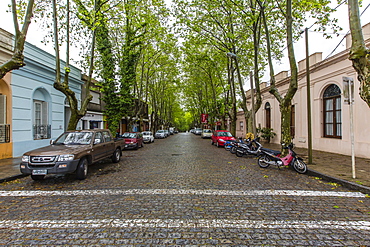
241,23 -> 370,159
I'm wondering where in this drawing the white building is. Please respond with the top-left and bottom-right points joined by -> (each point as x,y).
241,23 -> 370,159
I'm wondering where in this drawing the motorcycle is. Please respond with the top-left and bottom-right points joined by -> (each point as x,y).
225,138 -> 243,154
224,139 -> 237,151
257,143 -> 307,174
235,138 -> 262,157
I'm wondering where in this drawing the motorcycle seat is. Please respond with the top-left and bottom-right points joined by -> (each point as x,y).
261,148 -> 281,156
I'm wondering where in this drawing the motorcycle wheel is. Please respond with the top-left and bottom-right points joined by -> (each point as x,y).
292,159 -> 307,174
235,147 -> 244,157
230,146 -> 237,154
258,154 -> 271,168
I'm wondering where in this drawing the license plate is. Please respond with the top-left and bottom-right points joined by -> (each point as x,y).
32,169 -> 47,175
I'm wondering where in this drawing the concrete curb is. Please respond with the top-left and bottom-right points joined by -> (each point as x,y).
0,174 -> 28,184
307,169 -> 370,195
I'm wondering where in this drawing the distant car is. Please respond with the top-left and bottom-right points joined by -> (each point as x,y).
164,130 -> 170,137
142,131 -> 154,143
155,130 -> 166,139
211,130 -> 235,147
194,128 -> 202,135
121,132 -> 143,149
201,129 -> 213,138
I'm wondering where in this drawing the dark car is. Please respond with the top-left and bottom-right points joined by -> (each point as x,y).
211,130 -> 236,147
121,132 -> 144,149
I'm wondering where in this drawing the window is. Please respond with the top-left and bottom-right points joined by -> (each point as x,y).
240,121 -> 244,131
323,84 -> 342,138
95,132 -> 103,143
90,91 -> 100,104
291,105 -> 295,139
265,102 -> 271,129
33,100 -> 50,139
0,95 -> 6,124
102,131 -> 111,142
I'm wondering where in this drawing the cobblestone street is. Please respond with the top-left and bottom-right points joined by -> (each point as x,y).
0,132 -> 369,246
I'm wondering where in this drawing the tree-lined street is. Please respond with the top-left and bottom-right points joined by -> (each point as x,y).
0,133 -> 369,245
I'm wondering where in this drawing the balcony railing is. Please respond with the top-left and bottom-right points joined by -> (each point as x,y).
33,124 -> 51,140
0,124 -> 10,143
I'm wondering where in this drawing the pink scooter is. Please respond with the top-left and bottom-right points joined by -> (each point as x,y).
257,143 -> 307,174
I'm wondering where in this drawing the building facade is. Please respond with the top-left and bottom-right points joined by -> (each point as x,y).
0,29 -> 13,159
0,28 -> 84,158
243,23 -> 370,159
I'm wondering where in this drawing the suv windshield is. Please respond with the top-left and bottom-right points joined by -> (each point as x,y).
55,132 -> 93,145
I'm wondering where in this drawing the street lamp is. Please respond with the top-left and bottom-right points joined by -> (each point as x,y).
226,52 -> 256,137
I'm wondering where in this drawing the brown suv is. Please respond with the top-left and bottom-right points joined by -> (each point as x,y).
20,129 -> 125,180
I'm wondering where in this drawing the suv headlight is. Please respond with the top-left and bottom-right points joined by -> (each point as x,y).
219,139 -> 225,142
58,154 -> 74,161
22,155 -> 29,162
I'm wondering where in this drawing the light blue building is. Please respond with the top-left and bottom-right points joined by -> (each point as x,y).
11,42 -> 83,157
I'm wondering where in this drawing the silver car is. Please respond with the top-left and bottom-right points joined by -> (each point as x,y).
142,131 -> 155,143
155,130 -> 166,139
195,128 -> 202,135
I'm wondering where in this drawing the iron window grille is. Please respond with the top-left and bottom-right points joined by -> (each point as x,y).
33,124 -> 51,140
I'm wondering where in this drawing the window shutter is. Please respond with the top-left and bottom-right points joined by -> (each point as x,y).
42,101 -> 48,125
0,95 -> 6,124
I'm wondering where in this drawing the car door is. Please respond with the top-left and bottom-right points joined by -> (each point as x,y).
102,130 -> 115,155
92,132 -> 108,161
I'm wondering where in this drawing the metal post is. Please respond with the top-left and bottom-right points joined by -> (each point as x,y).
348,78 -> 356,179
250,71 -> 256,137
305,28 -> 313,164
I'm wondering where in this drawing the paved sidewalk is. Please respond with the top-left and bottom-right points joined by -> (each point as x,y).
263,143 -> 370,194
1,147 -> 369,194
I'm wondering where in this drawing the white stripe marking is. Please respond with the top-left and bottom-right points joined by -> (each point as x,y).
0,219 -> 369,230
0,189 -> 365,197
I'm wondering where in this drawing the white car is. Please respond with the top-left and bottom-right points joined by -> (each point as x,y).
142,131 -> 154,143
155,130 -> 166,139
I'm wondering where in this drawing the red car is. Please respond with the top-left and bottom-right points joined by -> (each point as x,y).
211,130 -> 235,147
121,132 -> 144,150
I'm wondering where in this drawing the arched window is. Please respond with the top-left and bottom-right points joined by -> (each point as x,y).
33,88 -> 51,140
323,84 -> 341,138
265,102 -> 271,129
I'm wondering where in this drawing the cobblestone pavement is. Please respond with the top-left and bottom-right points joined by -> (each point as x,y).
0,133 -> 369,246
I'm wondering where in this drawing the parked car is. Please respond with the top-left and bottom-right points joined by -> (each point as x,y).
121,132 -> 143,149
142,131 -> 154,143
211,130 -> 236,147
194,128 -> 202,135
164,130 -> 170,137
20,129 -> 125,180
201,129 -> 213,138
155,130 -> 166,139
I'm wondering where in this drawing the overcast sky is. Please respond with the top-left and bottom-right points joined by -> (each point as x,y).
1,0 -> 370,84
